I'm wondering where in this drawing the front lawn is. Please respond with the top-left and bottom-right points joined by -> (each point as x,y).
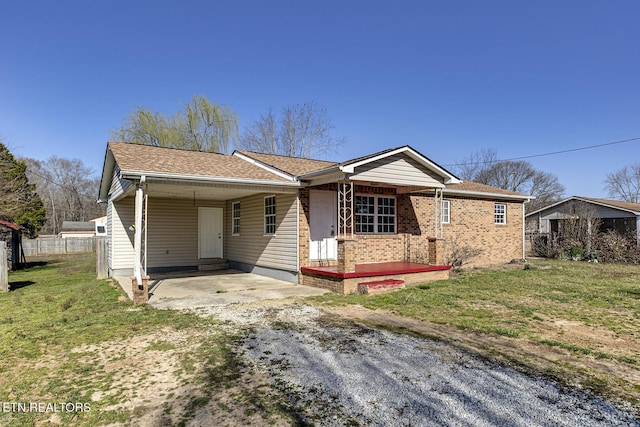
311,260 -> 640,410
0,254 -> 288,426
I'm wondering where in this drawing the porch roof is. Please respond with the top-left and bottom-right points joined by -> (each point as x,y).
297,145 -> 462,185
99,142 -> 301,201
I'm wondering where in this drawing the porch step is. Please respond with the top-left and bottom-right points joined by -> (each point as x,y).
357,279 -> 405,295
198,259 -> 229,271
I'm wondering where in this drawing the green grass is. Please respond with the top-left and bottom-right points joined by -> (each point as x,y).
0,254 -> 234,426
310,260 -> 640,407
312,260 -> 640,345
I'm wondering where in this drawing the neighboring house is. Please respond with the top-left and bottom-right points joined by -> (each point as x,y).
0,220 -> 24,270
58,221 -> 97,238
526,196 -> 640,243
89,216 -> 108,236
99,142 -> 531,295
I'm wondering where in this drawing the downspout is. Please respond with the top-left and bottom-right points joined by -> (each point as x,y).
133,176 -> 146,286
434,189 -> 441,238
522,199 -> 529,260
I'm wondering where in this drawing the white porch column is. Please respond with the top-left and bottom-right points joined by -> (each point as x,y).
132,175 -> 149,304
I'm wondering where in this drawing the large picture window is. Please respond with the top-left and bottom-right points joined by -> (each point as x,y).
355,195 -> 395,234
264,196 -> 276,235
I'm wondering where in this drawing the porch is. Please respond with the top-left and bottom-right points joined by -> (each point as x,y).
301,261 -> 452,294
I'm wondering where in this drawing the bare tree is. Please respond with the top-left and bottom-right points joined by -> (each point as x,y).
24,157 -> 105,235
604,163 -> 640,203
452,148 -> 498,181
238,102 -> 345,158
453,150 -> 565,212
112,95 -> 238,153
556,200 -> 602,254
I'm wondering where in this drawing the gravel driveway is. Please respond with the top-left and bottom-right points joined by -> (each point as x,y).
205,302 -> 639,426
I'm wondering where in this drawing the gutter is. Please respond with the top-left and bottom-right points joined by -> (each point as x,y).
442,188 -> 533,201
119,170 -> 303,188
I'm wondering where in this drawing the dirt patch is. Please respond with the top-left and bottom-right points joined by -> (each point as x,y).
319,304 -> 640,410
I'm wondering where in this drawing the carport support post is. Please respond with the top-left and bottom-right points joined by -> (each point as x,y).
132,176 -> 148,304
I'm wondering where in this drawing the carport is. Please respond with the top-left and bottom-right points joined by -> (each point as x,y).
114,269 -> 328,309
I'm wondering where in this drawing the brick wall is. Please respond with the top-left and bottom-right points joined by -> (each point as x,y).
441,195 -> 524,266
299,187 -> 524,271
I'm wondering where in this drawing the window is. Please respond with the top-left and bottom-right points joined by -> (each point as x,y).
441,200 -> 450,224
264,196 -> 276,235
232,202 -> 240,235
377,196 -> 395,233
355,195 -> 396,234
97,226 -> 106,233
494,203 -> 506,224
355,195 -> 375,233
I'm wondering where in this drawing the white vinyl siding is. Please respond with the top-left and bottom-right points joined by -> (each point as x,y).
226,193 -> 298,272
350,154 -> 445,187
108,165 -> 132,199
146,198 -> 225,268
110,197 -> 135,270
495,203 -> 506,224
110,197 -> 226,271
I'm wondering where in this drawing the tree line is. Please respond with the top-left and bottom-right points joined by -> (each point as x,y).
1,95 -> 638,237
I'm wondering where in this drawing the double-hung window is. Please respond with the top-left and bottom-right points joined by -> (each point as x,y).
232,202 -> 240,235
355,195 -> 396,234
264,196 -> 276,235
494,203 -> 506,224
441,200 -> 450,224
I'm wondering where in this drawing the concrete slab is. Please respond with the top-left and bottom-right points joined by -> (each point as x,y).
114,269 -> 329,309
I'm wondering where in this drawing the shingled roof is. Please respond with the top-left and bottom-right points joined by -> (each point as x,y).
445,180 -> 531,198
234,150 -> 338,177
108,142 -> 290,182
577,197 -> 640,213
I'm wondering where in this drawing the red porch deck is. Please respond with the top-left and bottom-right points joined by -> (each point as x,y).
301,261 -> 451,279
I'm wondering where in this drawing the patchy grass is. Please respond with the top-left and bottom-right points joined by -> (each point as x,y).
310,260 -> 640,409
0,253 -> 294,426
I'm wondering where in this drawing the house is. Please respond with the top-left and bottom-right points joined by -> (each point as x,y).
526,196 -> 640,243
58,221 -> 98,238
89,216 -> 108,236
98,142 -> 531,298
0,220 -> 24,270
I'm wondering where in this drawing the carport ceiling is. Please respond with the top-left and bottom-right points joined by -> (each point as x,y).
144,181 -> 299,200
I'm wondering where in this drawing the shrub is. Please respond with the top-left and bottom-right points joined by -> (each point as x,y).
570,245 -> 586,261
594,230 -> 640,264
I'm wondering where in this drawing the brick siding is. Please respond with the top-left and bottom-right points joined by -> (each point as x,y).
299,187 -> 524,271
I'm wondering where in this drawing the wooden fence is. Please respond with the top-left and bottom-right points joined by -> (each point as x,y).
22,237 -> 96,257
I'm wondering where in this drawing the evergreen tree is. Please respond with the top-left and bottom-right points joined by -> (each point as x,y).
0,143 -> 46,237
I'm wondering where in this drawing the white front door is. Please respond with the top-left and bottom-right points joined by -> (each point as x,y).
309,190 -> 337,260
198,207 -> 223,258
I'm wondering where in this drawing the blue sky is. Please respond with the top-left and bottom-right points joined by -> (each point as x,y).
2,1 -> 639,198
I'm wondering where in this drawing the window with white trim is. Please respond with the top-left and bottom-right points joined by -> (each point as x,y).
264,196 -> 276,235
232,202 -> 240,235
494,203 -> 506,224
441,200 -> 450,224
355,195 -> 396,234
